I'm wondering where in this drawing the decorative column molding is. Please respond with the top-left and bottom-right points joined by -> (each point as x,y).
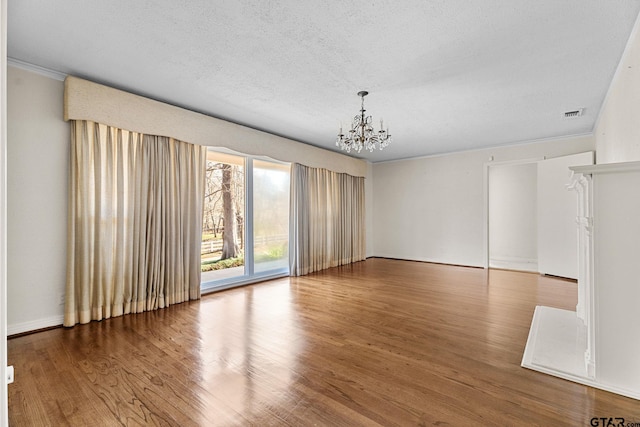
567,171 -> 596,378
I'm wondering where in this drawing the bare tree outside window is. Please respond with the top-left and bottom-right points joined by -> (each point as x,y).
221,163 -> 239,259
201,159 -> 244,272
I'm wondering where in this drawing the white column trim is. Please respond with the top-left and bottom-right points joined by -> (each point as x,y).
1,0 -> 9,424
568,171 -> 596,378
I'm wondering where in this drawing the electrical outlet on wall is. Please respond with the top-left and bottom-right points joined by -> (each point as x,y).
7,366 -> 14,384
59,293 -> 65,306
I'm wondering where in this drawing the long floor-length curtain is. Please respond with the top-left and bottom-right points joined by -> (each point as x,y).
290,163 -> 365,276
64,120 -> 207,327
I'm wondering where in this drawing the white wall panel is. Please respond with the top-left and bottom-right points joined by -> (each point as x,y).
537,152 -> 593,279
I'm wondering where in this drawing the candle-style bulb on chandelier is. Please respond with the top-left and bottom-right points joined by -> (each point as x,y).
336,91 -> 391,153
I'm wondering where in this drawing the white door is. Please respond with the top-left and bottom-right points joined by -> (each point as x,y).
537,152 -> 594,279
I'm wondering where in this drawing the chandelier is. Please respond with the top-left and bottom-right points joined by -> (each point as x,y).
336,91 -> 391,153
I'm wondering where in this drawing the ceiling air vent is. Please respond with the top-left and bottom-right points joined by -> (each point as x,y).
564,108 -> 584,118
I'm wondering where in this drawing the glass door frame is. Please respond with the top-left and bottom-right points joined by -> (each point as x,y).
201,149 -> 289,293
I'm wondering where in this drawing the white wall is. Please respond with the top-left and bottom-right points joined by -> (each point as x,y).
489,163 -> 537,271
595,13 -> 640,163
372,135 -> 594,267
7,66 -> 69,333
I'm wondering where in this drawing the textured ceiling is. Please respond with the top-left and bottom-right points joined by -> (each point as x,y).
7,1 -> 640,162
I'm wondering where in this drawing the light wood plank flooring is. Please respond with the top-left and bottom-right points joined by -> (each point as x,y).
8,258 -> 640,426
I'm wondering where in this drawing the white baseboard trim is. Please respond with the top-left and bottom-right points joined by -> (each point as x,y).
489,256 -> 537,272
489,255 -> 537,263
371,254 -> 484,268
8,315 -> 64,336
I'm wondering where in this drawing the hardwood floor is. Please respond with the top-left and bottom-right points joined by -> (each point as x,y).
8,258 -> 640,426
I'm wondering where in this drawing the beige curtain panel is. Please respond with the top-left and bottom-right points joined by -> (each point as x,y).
64,120 -> 207,327
290,163 -> 366,276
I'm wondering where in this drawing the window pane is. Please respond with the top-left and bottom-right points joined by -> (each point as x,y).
201,151 -> 245,283
253,160 -> 290,274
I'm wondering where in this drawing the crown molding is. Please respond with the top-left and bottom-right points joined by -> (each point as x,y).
7,57 -> 66,81
374,132 -> 594,165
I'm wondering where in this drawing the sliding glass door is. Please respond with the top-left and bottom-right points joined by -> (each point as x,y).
201,149 -> 289,291
253,160 -> 289,274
